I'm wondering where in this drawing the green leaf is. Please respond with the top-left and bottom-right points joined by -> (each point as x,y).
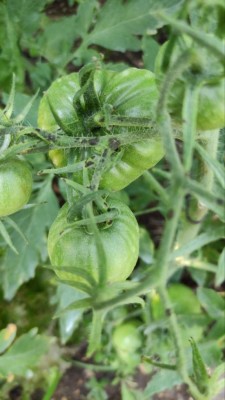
5,0 -> 46,35
72,0 -> 98,39
86,0 -> 158,52
54,298 -> 91,319
2,92 -> 40,126
121,383 -> 139,400
74,0 -> 184,65
197,288 -> 225,319
143,370 -> 182,398
56,284 -> 87,344
0,221 -> 18,254
139,227 -> 154,265
0,328 -> 48,377
215,248 -> 225,287
171,226 -> 225,259
37,15 -> 79,67
208,363 -> 225,400
142,35 -> 160,71
189,337 -> 209,394
0,324 -> 17,355
0,176 -> 59,300
83,0 -> 184,56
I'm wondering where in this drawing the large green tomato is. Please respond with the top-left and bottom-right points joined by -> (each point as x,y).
48,198 -> 139,284
155,41 -> 225,131
112,320 -> 142,366
0,158 -> 32,217
38,68 -> 165,191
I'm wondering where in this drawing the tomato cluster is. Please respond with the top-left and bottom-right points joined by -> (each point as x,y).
38,66 -> 166,288
38,68 -> 164,191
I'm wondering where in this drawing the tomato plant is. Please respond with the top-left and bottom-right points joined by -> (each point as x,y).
112,320 -> 142,366
0,157 -> 32,217
47,198 -> 139,284
38,68 -> 165,191
155,40 -> 225,131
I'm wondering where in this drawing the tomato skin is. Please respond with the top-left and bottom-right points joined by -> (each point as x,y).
38,69 -> 165,191
100,139 -> 164,191
48,149 -> 67,168
155,41 -> 225,131
112,320 -> 142,365
0,158 -> 32,217
48,198 -> 139,284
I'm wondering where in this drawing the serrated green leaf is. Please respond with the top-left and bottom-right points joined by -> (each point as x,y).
0,329 -> 48,377
84,0 -> 158,52
37,15 -> 79,67
215,248 -> 225,287
142,35 -> 160,71
208,363 -> 225,400
139,227 -> 154,264
2,92 -> 40,126
0,324 -> 17,355
0,221 -> 18,254
6,0 -> 46,33
56,284 -> 87,344
121,383 -> 139,400
143,370 -> 182,398
197,288 -> 225,319
72,0 -> 98,39
172,226 -> 225,259
83,0 -> 183,56
0,176 -> 59,300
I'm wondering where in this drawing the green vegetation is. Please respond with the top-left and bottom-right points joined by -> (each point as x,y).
0,1 -> 224,399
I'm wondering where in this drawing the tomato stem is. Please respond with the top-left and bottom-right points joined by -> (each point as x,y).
176,130 -> 220,247
87,310 -> 106,357
182,83 -> 199,172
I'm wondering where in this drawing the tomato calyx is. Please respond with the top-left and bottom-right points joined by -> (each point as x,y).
62,190 -> 121,235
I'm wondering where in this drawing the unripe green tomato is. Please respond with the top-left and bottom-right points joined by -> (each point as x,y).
0,158 -> 32,217
38,69 -> 165,191
48,149 -> 67,168
155,41 -> 225,131
112,320 -> 142,365
48,198 -> 139,284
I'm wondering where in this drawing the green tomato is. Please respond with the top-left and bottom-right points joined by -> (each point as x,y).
112,320 -> 142,365
0,158 -> 32,217
48,198 -> 139,284
48,149 -> 67,168
38,68 -> 165,191
155,41 -> 225,131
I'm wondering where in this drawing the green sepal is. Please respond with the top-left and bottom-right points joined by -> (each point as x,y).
54,278 -> 93,296
51,266 -> 97,288
53,298 -> 92,318
67,190 -> 108,222
0,220 -> 18,254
